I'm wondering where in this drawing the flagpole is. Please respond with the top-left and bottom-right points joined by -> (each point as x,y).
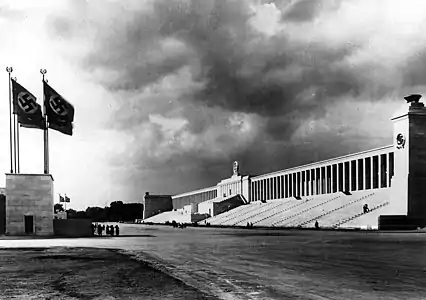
40,69 -> 49,174
13,113 -> 17,173
14,76 -> 20,173
6,67 -> 14,174
16,119 -> 20,173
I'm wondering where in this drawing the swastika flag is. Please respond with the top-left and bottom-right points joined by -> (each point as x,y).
43,81 -> 75,136
65,195 -> 70,203
11,79 -> 44,130
59,195 -> 65,203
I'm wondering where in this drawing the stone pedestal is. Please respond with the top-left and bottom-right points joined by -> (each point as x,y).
390,101 -> 426,221
5,173 -> 54,236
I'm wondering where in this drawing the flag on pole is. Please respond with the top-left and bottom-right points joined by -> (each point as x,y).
59,194 -> 65,203
65,195 -> 70,203
11,79 -> 44,130
43,81 -> 75,136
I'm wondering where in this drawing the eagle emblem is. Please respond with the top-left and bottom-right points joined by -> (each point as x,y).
396,133 -> 405,149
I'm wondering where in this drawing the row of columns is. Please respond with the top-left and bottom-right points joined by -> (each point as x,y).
220,181 -> 242,198
250,152 -> 394,202
173,189 -> 218,208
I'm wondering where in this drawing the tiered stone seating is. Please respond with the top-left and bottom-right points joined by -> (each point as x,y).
253,197 -> 316,226
267,193 -> 344,227
222,200 -> 281,226
231,200 -> 293,226
143,211 -> 189,224
335,200 -> 390,229
204,203 -> 257,225
308,190 -> 389,228
216,202 -> 263,225
159,189 -> 391,230
241,198 -> 311,226
294,191 -> 376,227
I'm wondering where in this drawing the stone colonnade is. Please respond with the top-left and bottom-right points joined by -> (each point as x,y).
250,147 -> 394,202
172,188 -> 218,210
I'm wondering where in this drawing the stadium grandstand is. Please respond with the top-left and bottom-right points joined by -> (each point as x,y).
139,97 -> 426,230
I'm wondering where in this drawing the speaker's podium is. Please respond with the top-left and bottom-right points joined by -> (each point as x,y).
5,173 -> 54,236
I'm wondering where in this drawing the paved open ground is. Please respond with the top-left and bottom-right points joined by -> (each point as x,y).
1,224 -> 426,299
0,247 -> 217,300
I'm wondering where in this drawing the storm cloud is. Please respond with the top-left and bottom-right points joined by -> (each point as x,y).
47,0 -> 426,198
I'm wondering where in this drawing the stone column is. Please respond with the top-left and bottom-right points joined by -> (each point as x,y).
339,163 -> 342,192
272,177 -> 276,199
370,157 -> 373,190
355,159 -> 359,191
306,171 -> 310,196
323,165 -> 328,194
364,159 -> 368,189
313,169 -> 316,195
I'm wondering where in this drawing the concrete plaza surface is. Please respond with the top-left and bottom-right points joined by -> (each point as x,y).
1,224 -> 426,300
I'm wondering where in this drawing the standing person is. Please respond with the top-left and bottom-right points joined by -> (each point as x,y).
115,225 -> 120,236
315,220 -> 319,229
106,225 -> 110,236
97,224 -> 102,236
110,225 -> 115,236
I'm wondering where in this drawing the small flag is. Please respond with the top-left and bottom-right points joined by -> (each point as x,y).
43,81 -> 75,136
59,195 -> 65,203
65,195 -> 70,203
11,79 -> 44,130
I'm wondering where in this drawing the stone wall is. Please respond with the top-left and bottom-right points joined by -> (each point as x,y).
53,219 -> 92,237
0,194 -> 5,235
212,195 -> 245,216
143,193 -> 173,219
5,174 -> 54,236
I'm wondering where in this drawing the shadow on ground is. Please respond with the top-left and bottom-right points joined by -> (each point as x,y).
0,247 -> 218,300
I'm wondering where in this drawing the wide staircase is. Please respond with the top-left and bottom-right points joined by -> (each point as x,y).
200,190 -> 391,229
143,211 -> 190,224
263,193 -> 344,227
332,190 -> 391,229
204,203 -> 259,225
295,191 -> 378,228
231,199 -> 294,226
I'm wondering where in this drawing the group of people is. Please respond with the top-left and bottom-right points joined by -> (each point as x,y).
246,222 -> 254,228
170,220 -> 187,228
92,223 -> 120,237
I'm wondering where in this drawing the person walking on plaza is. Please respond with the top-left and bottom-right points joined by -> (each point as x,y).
115,225 -> 120,236
97,224 -> 102,236
110,225 -> 115,236
106,225 -> 110,236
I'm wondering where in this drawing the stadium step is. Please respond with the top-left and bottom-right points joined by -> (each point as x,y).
232,200 -> 293,226
252,198 -> 314,225
295,192 -> 375,227
332,201 -> 390,228
272,194 -> 343,226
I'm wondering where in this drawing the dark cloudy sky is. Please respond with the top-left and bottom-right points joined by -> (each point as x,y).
1,0 -> 426,209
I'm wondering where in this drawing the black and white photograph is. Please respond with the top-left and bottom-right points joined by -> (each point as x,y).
1,0 -> 426,299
